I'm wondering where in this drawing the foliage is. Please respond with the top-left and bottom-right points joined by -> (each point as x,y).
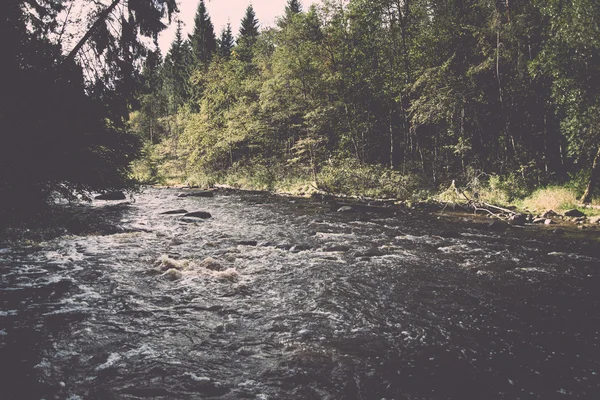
0,0 -> 175,221
129,0 -> 600,205
317,159 -> 420,200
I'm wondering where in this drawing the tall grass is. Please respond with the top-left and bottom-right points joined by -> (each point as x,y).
519,186 -> 579,212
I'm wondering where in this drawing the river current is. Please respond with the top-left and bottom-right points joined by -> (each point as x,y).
1,188 -> 600,399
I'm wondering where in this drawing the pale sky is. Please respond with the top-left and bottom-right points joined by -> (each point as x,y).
157,0 -> 319,54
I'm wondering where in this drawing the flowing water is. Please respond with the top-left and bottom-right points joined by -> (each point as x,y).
1,188 -> 600,400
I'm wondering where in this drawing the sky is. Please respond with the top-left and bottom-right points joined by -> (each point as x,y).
157,0 -> 319,54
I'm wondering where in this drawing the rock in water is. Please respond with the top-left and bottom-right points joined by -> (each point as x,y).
95,191 -> 126,200
564,209 -> 585,218
176,190 -> 214,198
184,211 -> 212,219
160,209 -> 188,215
509,213 -> 527,226
337,206 -> 354,213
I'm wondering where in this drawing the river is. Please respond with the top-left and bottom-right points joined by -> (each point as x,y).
1,188 -> 599,399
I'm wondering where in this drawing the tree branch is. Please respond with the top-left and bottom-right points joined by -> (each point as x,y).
63,0 -> 121,66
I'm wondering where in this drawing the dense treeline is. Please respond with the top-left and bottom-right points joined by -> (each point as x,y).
132,0 -> 600,203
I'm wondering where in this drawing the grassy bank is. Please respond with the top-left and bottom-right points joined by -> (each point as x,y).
133,156 -> 600,216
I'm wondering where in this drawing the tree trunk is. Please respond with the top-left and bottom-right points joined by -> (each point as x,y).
63,0 -> 121,66
580,146 -> 600,204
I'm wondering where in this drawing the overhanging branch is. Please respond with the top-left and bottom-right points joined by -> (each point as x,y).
63,0 -> 121,66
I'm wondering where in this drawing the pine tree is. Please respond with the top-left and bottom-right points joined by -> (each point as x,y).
188,0 -> 217,66
217,23 -> 235,59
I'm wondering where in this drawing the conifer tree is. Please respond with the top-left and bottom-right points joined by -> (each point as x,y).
188,0 -> 217,66
218,23 -> 235,59
236,5 -> 260,62
239,5 -> 260,41
163,20 -> 191,112
286,0 -> 302,15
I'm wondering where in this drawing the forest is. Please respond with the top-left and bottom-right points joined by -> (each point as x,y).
2,0 -> 600,222
130,0 -> 600,208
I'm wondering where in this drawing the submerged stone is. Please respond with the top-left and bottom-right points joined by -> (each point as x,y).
161,209 -> 188,215
95,191 -> 126,200
177,190 -> 214,198
184,211 -> 212,219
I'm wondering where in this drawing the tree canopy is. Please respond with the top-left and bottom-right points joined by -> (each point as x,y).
0,0 -> 176,221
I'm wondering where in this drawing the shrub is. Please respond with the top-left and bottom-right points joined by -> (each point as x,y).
317,158 -> 422,200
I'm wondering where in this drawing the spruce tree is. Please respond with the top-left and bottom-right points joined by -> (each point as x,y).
164,20 -> 191,112
278,0 -> 303,28
286,0 -> 302,15
236,5 -> 260,62
218,23 -> 235,59
188,0 -> 217,66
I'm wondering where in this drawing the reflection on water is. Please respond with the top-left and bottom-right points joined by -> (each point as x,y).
1,188 -> 600,399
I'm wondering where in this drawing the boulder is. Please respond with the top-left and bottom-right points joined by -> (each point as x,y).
183,211 -> 212,219
509,213 -> 527,226
542,210 -> 558,218
95,191 -> 126,200
532,218 -> 546,224
589,216 -> 600,224
564,209 -> 585,218
160,209 -> 188,215
176,190 -> 214,198
544,219 -> 555,225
